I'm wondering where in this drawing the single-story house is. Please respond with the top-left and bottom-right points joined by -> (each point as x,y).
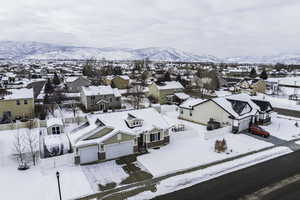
179,94 -> 273,133
68,108 -> 171,164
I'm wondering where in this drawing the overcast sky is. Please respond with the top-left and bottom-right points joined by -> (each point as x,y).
0,0 -> 299,57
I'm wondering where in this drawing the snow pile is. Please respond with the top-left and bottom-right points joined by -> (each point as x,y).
130,147 -> 292,200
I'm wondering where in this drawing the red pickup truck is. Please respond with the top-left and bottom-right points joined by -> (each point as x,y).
249,125 -> 270,138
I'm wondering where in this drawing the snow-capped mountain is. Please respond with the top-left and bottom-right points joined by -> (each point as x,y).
1,41 -> 299,64
0,41 -> 220,62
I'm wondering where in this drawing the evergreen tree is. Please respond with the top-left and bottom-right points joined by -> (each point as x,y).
82,58 -> 95,77
52,73 -> 60,85
249,68 -> 257,79
164,72 -> 171,81
44,79 -> 54,94
260,69 -> 268,80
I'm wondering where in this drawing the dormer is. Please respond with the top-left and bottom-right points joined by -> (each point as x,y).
125,113 -> 143,128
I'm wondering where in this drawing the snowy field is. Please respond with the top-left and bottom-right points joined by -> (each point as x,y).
130,147 -> 292,200
0,128 -> 93,200
137,108 -> 273,177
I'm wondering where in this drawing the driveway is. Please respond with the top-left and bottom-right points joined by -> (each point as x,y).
243,131 -> 300,151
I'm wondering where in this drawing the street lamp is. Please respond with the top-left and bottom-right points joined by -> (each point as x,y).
56,171 -> 62,200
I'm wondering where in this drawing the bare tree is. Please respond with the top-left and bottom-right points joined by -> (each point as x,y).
25,129 -> 39,166
13,131 -> 26,165
130,85 -> 144,109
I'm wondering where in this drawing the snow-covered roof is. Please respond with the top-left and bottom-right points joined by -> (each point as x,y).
81,85 -> 121,97
117,75 -> 130,80
89,108 -> 170,135
212,93 -> 260,119
174,92 -> 190,100
0,88 -> 34,100
180,98 -> 206,109
65,76 -> 79,83
156,81 -> 184,90
69,108 -> 171,147
47,118 -> 63,128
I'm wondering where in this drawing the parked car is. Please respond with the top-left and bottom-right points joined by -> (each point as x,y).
207,118 -> 221,131
249,125 -> 270,138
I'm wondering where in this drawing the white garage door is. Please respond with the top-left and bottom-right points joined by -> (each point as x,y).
79,145 -> 98,164
105,140 -> 134,160
239,117 -> 251,132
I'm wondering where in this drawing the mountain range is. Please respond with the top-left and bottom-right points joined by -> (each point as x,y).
0,40 -> 300,64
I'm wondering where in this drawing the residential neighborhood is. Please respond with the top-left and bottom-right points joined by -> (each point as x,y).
1,1 -> 300,200
1,55 -> 300,200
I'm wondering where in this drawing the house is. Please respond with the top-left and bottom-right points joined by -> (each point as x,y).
65,76 -> 91,93
148,81 -> 184,104
173,92 -> 190,105
0,88 -> 34,122
80,85 -> 122,111
46,118 -> 64,135
111,75 -> 130,89
68,108 -> 171,164
179,94 -> 272,133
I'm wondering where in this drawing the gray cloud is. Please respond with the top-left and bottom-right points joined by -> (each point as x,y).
0,0 -> 299,57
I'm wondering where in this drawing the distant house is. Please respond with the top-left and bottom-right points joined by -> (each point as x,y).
65,76 -> 91,93
148,81 -> 184,104
0,88 -> 34,122
179,94 -> 273,133
68,108 -> 171,164
80,85 -> 122,111
111,75 -> 130,89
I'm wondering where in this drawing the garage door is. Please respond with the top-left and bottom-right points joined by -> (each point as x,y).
79,145 -> 98,164
239,117 -> 251,132
105,140 -> 134,160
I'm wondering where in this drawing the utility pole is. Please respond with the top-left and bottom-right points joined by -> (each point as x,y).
56,171 -> 62,200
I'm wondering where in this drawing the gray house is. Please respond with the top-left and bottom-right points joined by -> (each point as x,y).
65,76 -> 91,93
80,85 -> 122,111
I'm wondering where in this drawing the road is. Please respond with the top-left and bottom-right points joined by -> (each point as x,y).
262,181 -> 300,200
153,150 -> 300,200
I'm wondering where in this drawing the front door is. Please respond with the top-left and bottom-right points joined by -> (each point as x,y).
138,134 -> 146,152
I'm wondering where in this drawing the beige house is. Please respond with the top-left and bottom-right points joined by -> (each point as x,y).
148,81 -> 184,104
111,75 -> 130,89
0,88 -> 34,121
179,94 -> 272,133
68,108 -> 170,164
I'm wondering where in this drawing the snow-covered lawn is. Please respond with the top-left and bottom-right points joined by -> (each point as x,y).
137,106 -> 276,177
82,161 -> 128,189
138,123 -> 273,177
130,147 -> 292,200
263,116 -> 300,140
0,128 -> 93,200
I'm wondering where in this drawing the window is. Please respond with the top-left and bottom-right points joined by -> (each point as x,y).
16,100 -> 20,105
24,100 -> 28,104
150,132 -> 161,142
100,144 -> 104,151
117,134 -> 122,140
109,97 -> 112,102
116,97 -> 120,101
189,110 -> 192,116
180,109 -> 183,114
52,126 -> 60,134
